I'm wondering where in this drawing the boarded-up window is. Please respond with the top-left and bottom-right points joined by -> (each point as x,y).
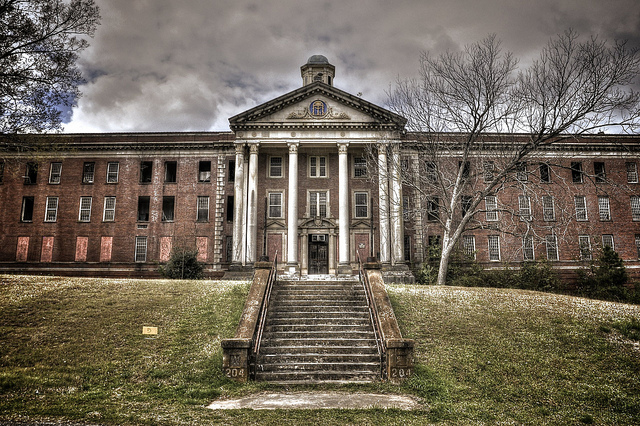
196,237 -> 208,262
160,237 -> 172,262
75,237 -> 88,262
16,237 -> 29,262
41,236 -> 54,262
100,237 -> 113,262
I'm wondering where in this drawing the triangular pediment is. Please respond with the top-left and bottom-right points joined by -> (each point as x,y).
229,82 -> 406,132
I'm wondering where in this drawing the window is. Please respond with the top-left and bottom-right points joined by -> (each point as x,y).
268,192 -> 283,218
428,235 -> 441,260
488,235 -> 500,261
602,234 -> 614,250
598,196 -> 611,221
403,196 -> 410,220
485,196 -> 498,221
103,197 -> 116,222
631,196 -> 640,221
523,236 -> 534,261
198,161 -> 211,182
459,161 -> 470,180
164,161 -> 177,183
539,163 -> 551,183
107,162 -> 119,183
49,162 -> 62,184
461,195 -> 472,218
162,196 -> 175,221
197,196 -> 209,221
635,235 -> 640,259
82,162 -> 95,184
221,196 -> 232,224
269,157 -> 282,178
571,162 -> 583,183
594,162 -> 606,183
516,162 -> 527,182
21,196 -> 34,222
140,161 -> 153,183
45,197 -> 58,222
137,196 -> 150,221
427,197 -> 439,221
575,196 -> 588,221
483,161 -> 494,182
404,235 -> 411,262
355,192 -> 368,218
24,162 -> 38,184
78,196 -> 92,222
310,156 -> 327,177
425,161 -> 438,184
542,196 -> 555,221
309,191 -> 327,217
626,162 -> 638,183
0,161 -> 4,183
228,160 -> 235,183
354,157 -> 367,178
135,236 -> 147,262
546,235 -> 558,261
579,236 -> 592,260
463,235 -> 476,260
518,195 -> 532,221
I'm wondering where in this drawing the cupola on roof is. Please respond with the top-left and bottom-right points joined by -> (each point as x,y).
301,54 -> 335,86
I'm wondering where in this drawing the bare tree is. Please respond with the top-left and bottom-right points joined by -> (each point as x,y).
0,0 -> 100,134
384,31 -> 640,285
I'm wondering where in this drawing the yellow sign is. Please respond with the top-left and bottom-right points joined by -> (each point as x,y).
142,326 -> 158,335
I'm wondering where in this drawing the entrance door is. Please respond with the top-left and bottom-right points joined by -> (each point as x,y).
308,234 -> 328,274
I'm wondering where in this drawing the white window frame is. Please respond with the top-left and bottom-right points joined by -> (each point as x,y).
485,196 -> 498,221
463,235 -> 476,260
635,234 -> 640,259
518,195 -> 531,221
197,196 -> 209,221
575,196 -> 588,221
626,162 -> 638,183
598,196 -> 611,221
546,235 -> 559,261
106,162 -> 119,183
631,196 -> 640,221
78,196 -> 92,222
198,160 -> 211,182
353,157 -> 367,178
103,196 -> 116,222
309,156 -> 327,178
49,162 -> 62,184
516,162 -> 527,182
542,195 -> 555,221
488,235 -> 500,261
135,236 -> 147,262
579,235 -> 592,260
269,156 -> 283,178
268,192 -> 283,218
602,234 -> 614,250
83,162 -> 95,184
523,236 -> 535,261
354,191 -> 369,218
45,197 -> 59,222
483,160 -> 495,182
309,190 -> 328,218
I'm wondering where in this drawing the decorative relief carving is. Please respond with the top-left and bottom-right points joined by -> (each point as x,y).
338,143 -> 349,154
288,100 -> 351,120
288,142 -> 299,153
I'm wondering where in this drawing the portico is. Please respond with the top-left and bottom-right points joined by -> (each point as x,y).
228,55 -> 409,277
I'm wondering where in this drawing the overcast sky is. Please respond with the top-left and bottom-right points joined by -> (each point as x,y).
63,0 -> 640,133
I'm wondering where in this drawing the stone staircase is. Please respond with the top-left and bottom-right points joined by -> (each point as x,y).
255,279 -> 382,383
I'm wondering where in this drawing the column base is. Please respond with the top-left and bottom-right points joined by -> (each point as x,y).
382,263 -> 415,284
284,262 -> 300,277
337,263 -> 354,275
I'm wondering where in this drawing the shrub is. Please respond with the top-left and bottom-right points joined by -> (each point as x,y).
159,248 -> 205,279
577,246 -> 629,302
516,259 -> 560,292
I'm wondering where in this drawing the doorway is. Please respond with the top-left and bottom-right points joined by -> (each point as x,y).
308,234 -> 328,274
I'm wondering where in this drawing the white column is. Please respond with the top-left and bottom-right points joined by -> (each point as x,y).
338,142 -> 350,273
246,143 -> 259,264
286,142 -> 299,273
232,143 -> 245,264
389,143 -> 404,264
377,143 -> 391,264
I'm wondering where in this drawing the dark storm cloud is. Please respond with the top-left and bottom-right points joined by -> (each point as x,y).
65,0 -> 640,132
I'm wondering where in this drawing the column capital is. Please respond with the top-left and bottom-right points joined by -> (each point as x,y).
288,141 -> 299,153
337,142 -> 349,154
235,143 -> 246,155
248,143 -> 260,155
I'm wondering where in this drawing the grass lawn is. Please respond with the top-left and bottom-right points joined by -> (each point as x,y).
0,275 -> 639,425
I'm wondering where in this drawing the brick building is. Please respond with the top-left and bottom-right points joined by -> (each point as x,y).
1,55 -> 639,280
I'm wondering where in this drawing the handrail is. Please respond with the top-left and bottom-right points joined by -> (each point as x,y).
253,251 -> 277,356
356,252 -> 386,376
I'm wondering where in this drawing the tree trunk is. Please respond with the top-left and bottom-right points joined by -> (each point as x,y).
437,227 -> 453,285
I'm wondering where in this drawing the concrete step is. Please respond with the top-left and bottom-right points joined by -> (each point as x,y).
258,353 -> 381,364
256,361 -> 381,372
254,370 -> 381,383
258,345 -> 380,355
264,323 -> 373,332
268,310 -> 370,319
266,317 -> 372,326
262,330 -> 375,340
260,337 -> 378,347
270,305 -> 369,313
